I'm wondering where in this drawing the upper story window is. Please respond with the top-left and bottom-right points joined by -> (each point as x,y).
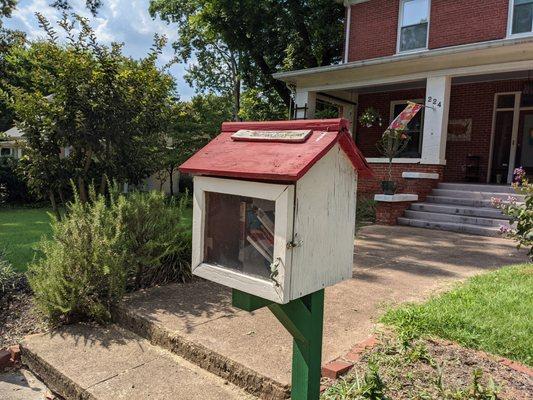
398,0 -> 430,52
511,0 -> 533,35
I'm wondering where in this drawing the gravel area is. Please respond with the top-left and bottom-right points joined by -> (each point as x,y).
0,277 -> 47,349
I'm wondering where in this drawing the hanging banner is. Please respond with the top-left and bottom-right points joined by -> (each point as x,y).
387,101 -> 423,131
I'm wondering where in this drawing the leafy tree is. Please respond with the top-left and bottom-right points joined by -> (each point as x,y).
2,13 -> 176,208
155,94 -> 232,195
149,0 -> 345,111
238,88 -> 287,121
0,0 -> 25,131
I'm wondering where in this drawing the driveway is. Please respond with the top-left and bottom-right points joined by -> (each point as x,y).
120,225 -> 528,388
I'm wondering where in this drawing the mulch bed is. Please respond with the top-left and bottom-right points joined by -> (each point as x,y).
0,276 -> 47,349
323,332 -> 533,400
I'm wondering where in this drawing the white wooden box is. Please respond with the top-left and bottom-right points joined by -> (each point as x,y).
181,119 -> 371,304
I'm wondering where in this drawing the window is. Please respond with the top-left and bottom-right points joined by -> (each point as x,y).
390,101 -> 424,158
398,0 -> 430,52
511,0 -> 533,35
0,148 -> 12,157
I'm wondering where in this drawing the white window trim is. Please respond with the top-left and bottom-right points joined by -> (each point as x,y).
389,99 -> 425,158
508,0 -> 533,38
397,0 -> 431,54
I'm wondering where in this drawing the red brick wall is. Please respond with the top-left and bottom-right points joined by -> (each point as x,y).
347,0 -> 509,62
376,201 -> 412,225
347,0 -> 399,62
445,79 -> 525,182
359,163 -> 444,200
429,0 -> 509,49
355,80 -> 527,186
356,88 -> 426,156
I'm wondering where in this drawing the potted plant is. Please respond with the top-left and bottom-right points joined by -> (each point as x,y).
376,129 -> 410,195
359,107 -> 382,128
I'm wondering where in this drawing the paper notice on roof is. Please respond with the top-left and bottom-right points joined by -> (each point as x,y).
231,129 -> 312,143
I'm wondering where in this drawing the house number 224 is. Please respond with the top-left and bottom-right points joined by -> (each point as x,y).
427,96 -> 442,108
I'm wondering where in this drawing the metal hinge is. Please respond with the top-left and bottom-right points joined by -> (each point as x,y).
286,235 -> 303,249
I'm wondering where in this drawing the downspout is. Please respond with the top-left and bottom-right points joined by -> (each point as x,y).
344,4 -> 351,64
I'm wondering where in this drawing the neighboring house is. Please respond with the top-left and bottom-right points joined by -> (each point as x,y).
1,126 -> 179,195
275,0 -> 533,200
0,126 -> 24,158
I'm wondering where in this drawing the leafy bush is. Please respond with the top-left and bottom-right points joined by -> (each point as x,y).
0,249 -> 16,294
0,157 -> 38,205
492,167 -> 533,259
119,190 -> 191,290
28,188 -> 127,323
28,186 -> 192,324
357,198 -> 376,224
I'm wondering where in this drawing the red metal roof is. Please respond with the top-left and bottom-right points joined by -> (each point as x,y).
179,118 -> 373,182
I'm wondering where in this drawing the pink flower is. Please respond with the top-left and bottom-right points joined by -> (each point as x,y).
499,225 -> 511,234
491,197 -> 503,207
513,167 -> 526,183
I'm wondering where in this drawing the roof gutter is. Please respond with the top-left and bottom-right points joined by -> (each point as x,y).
273,36 -> 533,82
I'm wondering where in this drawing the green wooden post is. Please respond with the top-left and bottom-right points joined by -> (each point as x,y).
232,289 -> 325,400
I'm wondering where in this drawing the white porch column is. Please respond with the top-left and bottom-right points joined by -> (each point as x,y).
294,89 -> 316,119
421,76 -> 451,165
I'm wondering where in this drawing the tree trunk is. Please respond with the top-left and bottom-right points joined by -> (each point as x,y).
49,190 -> 61,221
233,76 -> 241,122
58,189 -> 66,207
78,177 -> 88,203
99,174 -> 107,196
168,166 -> 174,197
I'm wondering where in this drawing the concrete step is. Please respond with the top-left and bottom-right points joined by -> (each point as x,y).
21,324 -> 256,400
426,195 -> 496,208
431,189 -> 525,201
404,210 -> 511,228
409,202 -> 510,220
437,183 -> 516,193
113,281 -> 292,400
397,217 -> 502,237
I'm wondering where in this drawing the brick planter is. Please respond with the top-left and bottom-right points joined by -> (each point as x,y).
374,194 -> 418,225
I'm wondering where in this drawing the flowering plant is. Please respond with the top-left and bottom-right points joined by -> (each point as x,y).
492,167 -> 533,260
376,129 -> 410,182
359,107 -> 383,128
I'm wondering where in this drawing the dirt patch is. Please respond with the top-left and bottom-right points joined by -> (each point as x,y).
322,333 -> 533,400
0,277 -> 47,349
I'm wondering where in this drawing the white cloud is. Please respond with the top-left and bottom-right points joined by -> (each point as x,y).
3,0 -> 194,99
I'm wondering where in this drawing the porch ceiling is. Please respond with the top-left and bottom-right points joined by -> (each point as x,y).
274,37 -> 533,91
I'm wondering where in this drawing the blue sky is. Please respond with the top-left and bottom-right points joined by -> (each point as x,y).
3,0 -> 194,99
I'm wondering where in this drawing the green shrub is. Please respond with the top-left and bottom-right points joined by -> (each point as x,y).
492,167 -> 533,259
0,249 -> 16,293
28,188 -> 127,323
28,186 -> 192,324
357,198 -> 377,224
119,190 -> 191,289
0,157 -> 38,205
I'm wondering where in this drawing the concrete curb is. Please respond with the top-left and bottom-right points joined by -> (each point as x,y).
21,341 -> 96,400
112,305 -> 290,400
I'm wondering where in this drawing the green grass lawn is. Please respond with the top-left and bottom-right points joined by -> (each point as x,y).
382,264 -> 533,366
0,208 -> 54,272
0,204 -> 193,273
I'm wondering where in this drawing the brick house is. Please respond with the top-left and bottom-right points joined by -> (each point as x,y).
274,0 -> 533,201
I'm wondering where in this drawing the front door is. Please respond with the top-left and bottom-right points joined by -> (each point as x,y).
516,110 -> 533,179
490,109 -> 515,184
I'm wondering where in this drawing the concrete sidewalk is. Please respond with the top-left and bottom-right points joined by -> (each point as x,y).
117,225 -> 527,394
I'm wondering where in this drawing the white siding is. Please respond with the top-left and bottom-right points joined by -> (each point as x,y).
290,143 -> 357,300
